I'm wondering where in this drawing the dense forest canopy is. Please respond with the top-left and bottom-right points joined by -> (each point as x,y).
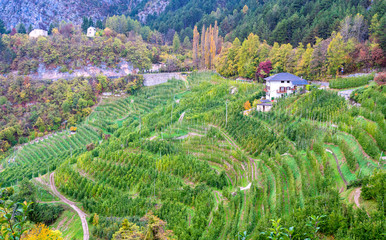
139,0 -> 385,45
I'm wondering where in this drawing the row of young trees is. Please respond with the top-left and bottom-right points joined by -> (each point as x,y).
57,72 -> 385,239
192,22 -> 222,69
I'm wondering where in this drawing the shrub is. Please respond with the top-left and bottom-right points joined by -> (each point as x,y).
330,74 -> 373,89
374,72 -> 386,85
28,204 -> 64,225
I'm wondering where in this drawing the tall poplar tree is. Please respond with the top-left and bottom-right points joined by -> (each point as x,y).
192,26 -> 200,68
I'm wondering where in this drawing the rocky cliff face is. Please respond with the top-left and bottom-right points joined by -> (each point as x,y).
137,0 -> 169,23
0,0 -> 144,30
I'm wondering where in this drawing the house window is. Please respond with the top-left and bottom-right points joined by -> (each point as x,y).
287,81 -> 290,83
281,81 -> 284,83
280,87 -> 285,92
286,87 -> 291,90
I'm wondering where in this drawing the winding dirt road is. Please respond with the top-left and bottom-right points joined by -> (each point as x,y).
50,172 -> 89,240
354,187 -> 362,208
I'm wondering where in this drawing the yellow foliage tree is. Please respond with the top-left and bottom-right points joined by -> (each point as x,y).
22,223 -> 63,240
244,100 -> 252,110
242,5 -> 249,14
112,219 -> 143,240
192,26 -> 200,68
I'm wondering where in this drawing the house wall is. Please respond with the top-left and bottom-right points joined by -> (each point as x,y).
266,80 -> 294,99
29,30 -> 48,38
256,105 -> 272,112
87,28 -> 96,37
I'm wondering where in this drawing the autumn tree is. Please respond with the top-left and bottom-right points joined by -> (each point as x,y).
237,33 -> 260,78
327,32 -> 354,75
112,219 -> 143,240
244,101 -> 251,110
296,43 -> 314,78
200,25 -> 206,68
256,60 -> 273,82
141,212 -> 175,240
22,223 -> 63,240
192,26 -> 200,68
242,5 -> 249,14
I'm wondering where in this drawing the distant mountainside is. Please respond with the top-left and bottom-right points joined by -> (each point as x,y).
1,0 -> 384,46
0,0 -> 144,30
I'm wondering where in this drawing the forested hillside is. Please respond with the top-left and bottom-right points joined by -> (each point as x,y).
139,0 -> 385,45
0,75 -> 143,153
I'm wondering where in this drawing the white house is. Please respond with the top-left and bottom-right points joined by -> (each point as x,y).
264,73 -> 308,99
29,29 -> 48,38
87,27 -> 96,37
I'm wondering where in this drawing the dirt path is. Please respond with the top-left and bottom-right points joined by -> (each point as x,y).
354,187 -> 362,208
178,112 -> 185,123
175,132 -> 204,140
326,149 -> 348,185
50,172 -> 89,240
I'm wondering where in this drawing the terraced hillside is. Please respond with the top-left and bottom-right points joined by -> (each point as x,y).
49,72 -> 385,239
0,78 -> 187,187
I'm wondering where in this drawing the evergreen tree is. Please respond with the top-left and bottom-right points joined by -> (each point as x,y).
0,19 -> 6,34
172,32 -> 181,53
81,16 -> 89,33
28,24 -> 33,34
48,23 -> 54,35
183,36 -> 191,49
88,17 -> 94,27
96,20 -> 104,29
17,23 -> 27,34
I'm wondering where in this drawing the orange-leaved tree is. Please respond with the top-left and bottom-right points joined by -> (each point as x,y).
244,100 -> 252,110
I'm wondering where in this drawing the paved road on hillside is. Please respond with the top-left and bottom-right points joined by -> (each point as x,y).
50,172 -> 89,240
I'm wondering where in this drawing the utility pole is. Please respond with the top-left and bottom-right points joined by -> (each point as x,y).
171,95 -> 175,125
139,115 -> 141,136
226,99 -> 229,127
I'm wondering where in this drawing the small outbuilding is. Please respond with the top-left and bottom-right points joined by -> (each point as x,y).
29,29 -> 48,38
256,99 -> 273,112
87,27 -> 96,37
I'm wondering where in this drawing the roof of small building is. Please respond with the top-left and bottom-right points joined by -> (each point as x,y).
264,72 -> 308,85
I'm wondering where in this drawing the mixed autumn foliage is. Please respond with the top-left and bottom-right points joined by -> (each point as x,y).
0,75 -> 143,153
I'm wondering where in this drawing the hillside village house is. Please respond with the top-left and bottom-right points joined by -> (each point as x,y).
87,27 -> 96,37
29,29 -> 48,38
264,73 -> 308,99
